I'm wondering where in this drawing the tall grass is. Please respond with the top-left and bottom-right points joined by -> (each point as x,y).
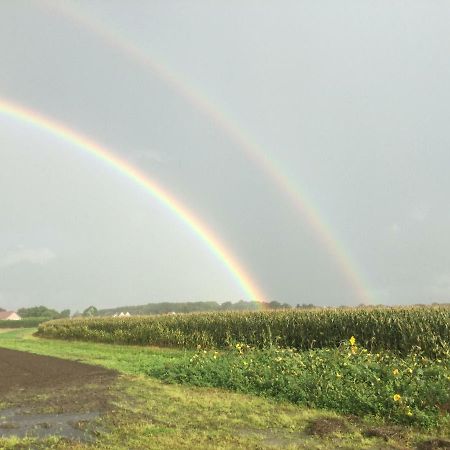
37,306 -> 450,357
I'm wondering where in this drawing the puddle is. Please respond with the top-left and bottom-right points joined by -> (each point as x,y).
0,408 -> 101,441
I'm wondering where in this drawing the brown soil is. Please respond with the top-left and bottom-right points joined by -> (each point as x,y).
0,348 -> 118,441
363,426 -> 406,441
0,347 -> 116,396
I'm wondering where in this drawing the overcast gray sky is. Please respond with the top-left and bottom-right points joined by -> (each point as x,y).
1,0 -> 449,311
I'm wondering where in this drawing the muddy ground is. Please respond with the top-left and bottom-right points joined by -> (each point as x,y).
0,348 -> 117,441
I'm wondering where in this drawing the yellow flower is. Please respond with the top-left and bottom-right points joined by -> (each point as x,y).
349,336 -> 356,346
392,368 -> 399,376
393,394 -> 401,402
406,409 -> 413,416
336,372 -> 342,378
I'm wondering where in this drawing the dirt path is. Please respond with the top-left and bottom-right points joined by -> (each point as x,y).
0,348 -> 118,442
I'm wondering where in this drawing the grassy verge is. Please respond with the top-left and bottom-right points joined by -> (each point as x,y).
0,329 -> 448,449
0,328 -> 187,375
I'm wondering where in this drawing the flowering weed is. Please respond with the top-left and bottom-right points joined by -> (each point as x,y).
153,340 -> 450,429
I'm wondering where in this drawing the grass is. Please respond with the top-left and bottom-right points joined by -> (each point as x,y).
0,328 -> 187,375
0,329 -> 449,449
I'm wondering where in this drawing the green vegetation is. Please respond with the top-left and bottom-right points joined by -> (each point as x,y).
0,329 -> 449,449
98,299 -> 292,316
82,305 -> 98,317
153,339 -> 450,428
38,306 -> 450,357
17,305 -> 69,319
0,328 -> 186,375
0,317 -> 51,328
34,306 -> 450,430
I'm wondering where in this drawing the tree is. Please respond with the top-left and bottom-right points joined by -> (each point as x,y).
82,306 -> 98,317
220,301 -> 233,311
17,306 -> 60,318
59,309 -> 71,318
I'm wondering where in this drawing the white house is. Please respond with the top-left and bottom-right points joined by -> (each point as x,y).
0,311 -> 22,321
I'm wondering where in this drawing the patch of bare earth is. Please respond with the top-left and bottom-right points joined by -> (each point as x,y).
416,439 -> 450,450
305,417 -> 349,437
363,426 -> 406,441
0,348 -> 117,442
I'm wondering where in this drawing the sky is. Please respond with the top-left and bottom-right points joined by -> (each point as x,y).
1,0 -> 450,311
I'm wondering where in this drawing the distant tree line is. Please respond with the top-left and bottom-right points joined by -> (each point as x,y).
97,300 -> 294,316
6,301 -> 448,321
97,301 -> 450,316
17,305 -> 70,320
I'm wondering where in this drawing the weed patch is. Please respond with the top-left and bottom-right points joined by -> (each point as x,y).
152,339 -> 450,428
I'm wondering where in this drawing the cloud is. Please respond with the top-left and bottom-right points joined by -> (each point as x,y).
0,247 -> 56,268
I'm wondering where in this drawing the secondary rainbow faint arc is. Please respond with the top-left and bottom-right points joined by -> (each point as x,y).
42,1 -> 373,304
0,98 -> 267,305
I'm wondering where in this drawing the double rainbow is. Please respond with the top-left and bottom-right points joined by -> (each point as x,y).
41,0 -> 373,304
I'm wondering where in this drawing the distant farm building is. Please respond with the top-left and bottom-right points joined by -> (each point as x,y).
0,311 -> 22,321
113,312 -> 131,317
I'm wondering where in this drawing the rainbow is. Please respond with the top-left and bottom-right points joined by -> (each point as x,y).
40,1 -> 373,304
0,98 -> 267,306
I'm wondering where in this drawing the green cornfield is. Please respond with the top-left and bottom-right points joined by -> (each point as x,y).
37,306 -> 450,357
